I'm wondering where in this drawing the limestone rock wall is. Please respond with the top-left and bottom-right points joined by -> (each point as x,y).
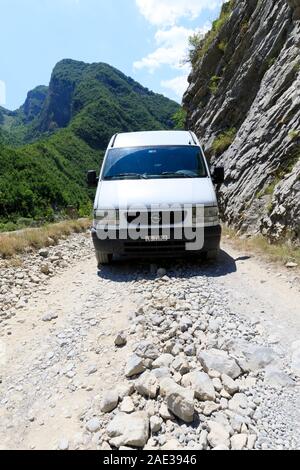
183,0 -> 300,242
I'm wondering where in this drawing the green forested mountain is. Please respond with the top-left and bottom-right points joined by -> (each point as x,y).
0,59 -> 179,230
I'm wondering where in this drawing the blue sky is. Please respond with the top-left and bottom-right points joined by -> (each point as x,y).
0,0 -> 224,110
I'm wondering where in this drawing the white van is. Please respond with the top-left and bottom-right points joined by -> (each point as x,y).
88,130 -> 224,266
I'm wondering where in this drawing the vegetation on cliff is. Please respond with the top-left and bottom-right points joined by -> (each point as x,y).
183,0 -> 300,243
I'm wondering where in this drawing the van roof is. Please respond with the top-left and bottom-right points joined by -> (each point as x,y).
110,130 -> 199,149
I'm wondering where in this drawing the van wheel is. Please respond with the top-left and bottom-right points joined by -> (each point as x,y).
206,249 -> 219,261
96,251 -> 113,267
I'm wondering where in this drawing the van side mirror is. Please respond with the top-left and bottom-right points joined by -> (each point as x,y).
87,170 -> 98,188
212,167 -> 225,185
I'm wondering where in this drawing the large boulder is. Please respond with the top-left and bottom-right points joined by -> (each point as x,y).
107,412 -> 149,448
135,372 -> 159,399
226,340 -> 277,372
198,349 -> 242,379
181,371 -> 216,401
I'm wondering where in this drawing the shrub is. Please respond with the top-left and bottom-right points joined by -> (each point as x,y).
209,76 -> 221,94
211,128 -> 237,155
188,1 -> 235,65
218,40 -> 227,53
172,108 -> 187,130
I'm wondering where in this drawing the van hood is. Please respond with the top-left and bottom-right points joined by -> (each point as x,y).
95,178 -> 217,210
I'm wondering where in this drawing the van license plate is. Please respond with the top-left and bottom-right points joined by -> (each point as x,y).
145,235 -> 169,242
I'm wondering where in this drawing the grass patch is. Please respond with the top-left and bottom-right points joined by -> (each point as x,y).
289,129 -> 300,141
257,145 -> 300,200
263,178 -> 280,197
293,63 -> 300,73
211,128 -> 237,156
0,218 -> 91,258
223,225 -> 300,267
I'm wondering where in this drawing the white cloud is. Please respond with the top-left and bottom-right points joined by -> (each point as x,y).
134,24 -> 210,73
135,0 -> 223,26
134,25 -> 197,72
161,75 -> 189,99
134,0 -> 222,100
0,80 -> 6,106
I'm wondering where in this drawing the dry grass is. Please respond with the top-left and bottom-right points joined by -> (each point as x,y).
0,219 -> 91,258
223,225 -> 300,267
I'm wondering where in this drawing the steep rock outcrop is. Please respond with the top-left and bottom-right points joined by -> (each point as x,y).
183,0 -> 300,242
21,86 -> 48,123
36,59 -> 179,140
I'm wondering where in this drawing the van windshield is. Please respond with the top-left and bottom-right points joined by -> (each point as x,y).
102,146 -> 208,181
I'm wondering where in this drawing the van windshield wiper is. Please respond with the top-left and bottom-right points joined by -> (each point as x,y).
160,171 -> 196,178
105,173 -> 148,180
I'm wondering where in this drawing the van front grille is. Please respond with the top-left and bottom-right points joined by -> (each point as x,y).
126,211 -> 187,226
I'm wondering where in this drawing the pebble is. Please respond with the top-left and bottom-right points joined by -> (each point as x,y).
86,418 -> 101,433
58,438 -> 69,451
42,311 -> 58,322
115,332 -> 127,347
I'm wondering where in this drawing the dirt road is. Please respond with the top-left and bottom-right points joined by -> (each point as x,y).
0,234 -> 299,450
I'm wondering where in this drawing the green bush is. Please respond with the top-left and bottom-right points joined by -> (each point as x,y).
211,128 -> 237,155
209,76 -> 221,94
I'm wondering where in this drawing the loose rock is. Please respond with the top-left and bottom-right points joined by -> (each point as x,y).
115,332 -> 127,347
181,371 -> 216,401
101,390 -> 119,413
125,355 -> 145,378
198,349 -> 242,379
160,378 -> 195,423
107,412 -> 149,448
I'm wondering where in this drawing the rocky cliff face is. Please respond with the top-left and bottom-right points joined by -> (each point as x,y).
21,86 -> 48,123
183,0 -> 300,243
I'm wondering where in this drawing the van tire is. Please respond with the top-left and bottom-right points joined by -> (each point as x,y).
96,251 -> 112,267
205,249 -> 219,261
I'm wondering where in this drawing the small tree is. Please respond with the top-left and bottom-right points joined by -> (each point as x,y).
172,108 -> 187,130
187,33 -> 204,65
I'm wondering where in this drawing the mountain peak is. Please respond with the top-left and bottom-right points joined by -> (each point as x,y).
0,60 -> 180,225
35,59 -> 179,144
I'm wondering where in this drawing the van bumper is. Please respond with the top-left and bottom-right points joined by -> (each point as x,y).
91,225 -> 221,258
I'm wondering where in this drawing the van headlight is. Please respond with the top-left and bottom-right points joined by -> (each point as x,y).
204,206 -> 219,225
93,209 -> 119,228
192,206 -> 219,225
